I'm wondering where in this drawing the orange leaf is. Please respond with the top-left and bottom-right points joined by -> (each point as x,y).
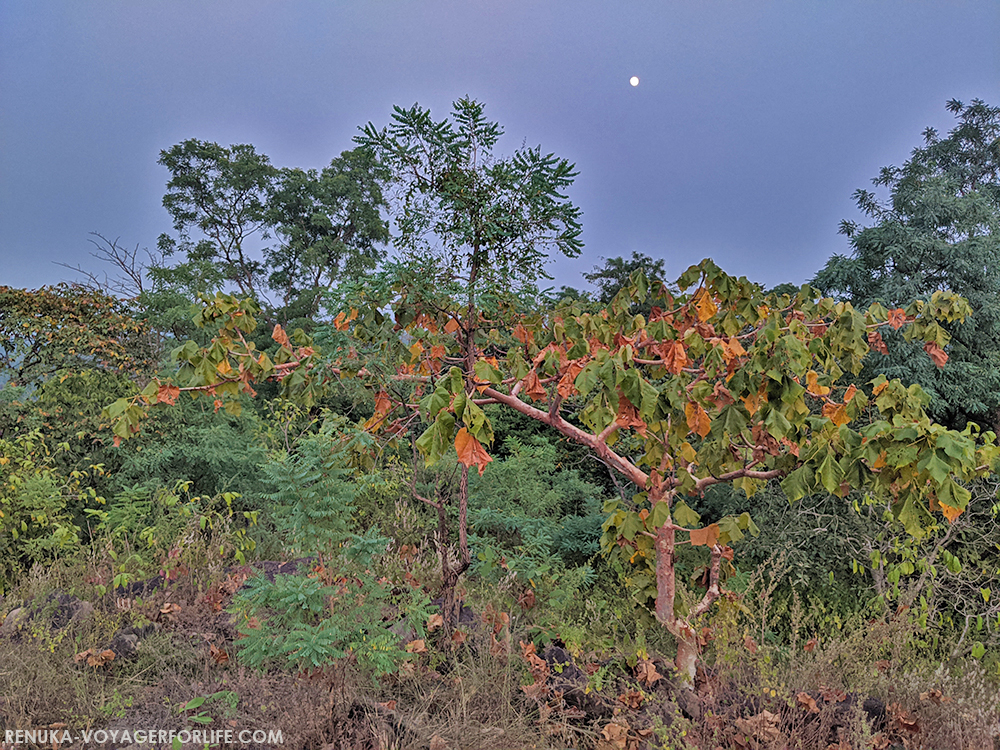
522,370 -> 547,401
558,360 -> 585,399
872,380 -> 889,397
455,427 -> 492,476
938,501 -> 963,523
843,384 -> 858,403
513,323 -> 532,344
272,323 -> 292,348
726,336 -> 747,358
743,635 -> 758,654
742,391 -> 760,417
661,339 -> 688,375
689,524 -> 720,547
444,317 -> 460,334
821,401 -> 850,427
924,341 -> 948,368
685,401 -> 711,438
804,637 -> 818,653
887,308 -> 907,330
805,371 -> 830,397
693,288 -> 718,322
157,383 -> 180,405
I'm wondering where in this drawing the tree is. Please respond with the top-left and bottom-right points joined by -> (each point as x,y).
348,98 -> 583,610
105,260 -> 997,683
158,140 -> 277,299
265,148 -> 389,319
0,285 -> 155,390
156,140 -> 389,323
813,98 -> 1000,430
584,251 -> 667,306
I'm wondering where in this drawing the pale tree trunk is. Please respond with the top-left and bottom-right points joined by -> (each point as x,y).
651,488 -> 724,687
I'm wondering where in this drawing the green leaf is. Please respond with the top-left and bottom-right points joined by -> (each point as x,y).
781,465 -> 814,502
716,515 -> 744,545
671,500 -> 700,528
918,449 -> 952,485
474,359 -> 502,385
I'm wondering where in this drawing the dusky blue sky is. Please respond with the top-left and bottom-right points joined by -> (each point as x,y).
1,1 -> 997,293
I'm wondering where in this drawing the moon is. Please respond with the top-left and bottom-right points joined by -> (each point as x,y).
629,76 -> 640,87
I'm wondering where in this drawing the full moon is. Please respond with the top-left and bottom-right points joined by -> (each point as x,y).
629,76 -> 640,87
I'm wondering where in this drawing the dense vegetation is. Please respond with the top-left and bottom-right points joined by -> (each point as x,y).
2,98 -> 999,750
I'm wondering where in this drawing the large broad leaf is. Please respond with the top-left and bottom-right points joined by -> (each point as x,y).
455,428 -> 492,476
671,500 -> 701,528
414,410 -> 456,466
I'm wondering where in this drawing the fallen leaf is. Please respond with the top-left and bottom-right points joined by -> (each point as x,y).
617,690 -> 644,709
796,692 -> 819,713
209,643 -> 229,665
635,659 -> 662,687
405,639 -> 428,654
743,635 -> 758,655
734,710 -> 779,743
819,685 -> 847,703
426,613 -> 444,631
919,689 -> 952,705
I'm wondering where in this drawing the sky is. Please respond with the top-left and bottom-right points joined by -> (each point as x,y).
1,1 -> 998,294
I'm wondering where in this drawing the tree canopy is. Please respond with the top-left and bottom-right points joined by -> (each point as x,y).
813,98 -> 1000,430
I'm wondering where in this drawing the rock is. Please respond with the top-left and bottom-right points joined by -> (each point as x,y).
32,592 -> 94,629
106,632 -> 139,659
0,607 -> 28,636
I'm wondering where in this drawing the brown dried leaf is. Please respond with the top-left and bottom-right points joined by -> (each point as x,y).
734,710 -> 779,743
272,323 -> 292,348
924,341 -> 948,368
405,639 -> 428,654
868,329 -> 889,355
426,613 -> 444,632
685,400 -> 711,438
617,690 -> 644,709
689,524 -> 720,547
454,427 -> 492,477
209,643 -> 229,665
635,659 -> 662,687
796,692 -> 819,713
